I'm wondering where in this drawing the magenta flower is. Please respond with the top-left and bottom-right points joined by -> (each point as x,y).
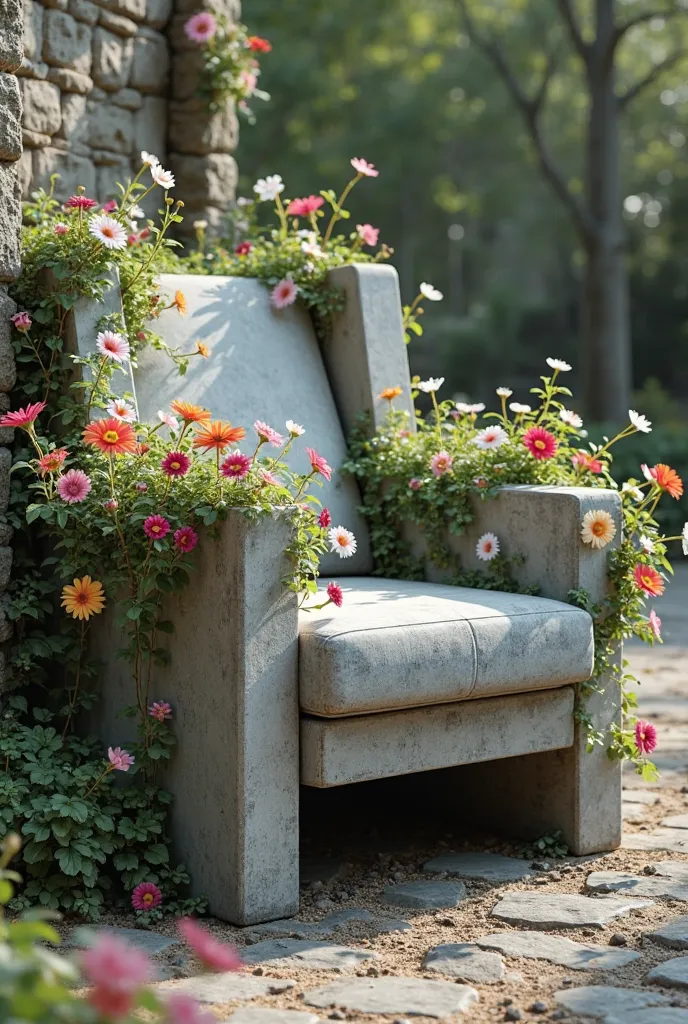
102,199 -> 118,213
649,609 -> 662,640
318,507 -> 331,528
221,451 -> 251,479
287,195 -> 325,217
108,746 -> 135,771
306,447 -> 332,482
81,933 -> 151,1018
635,720 -> 657,755
327,581 -> 343,608
430,451 -> 453,477
184,10 -> 217,41
351,157 -> 379,177
260,469 -> 279,486
174,526 -> 198,553
104,498 -> 118,512
0,400 -> 46,429
409,478 -> 422,490
254,420 -> 285,447
149,701 -> 172,722
271,278 -> 298,309
144,514 -> 171,540
136,482 -> 148,492
11,311 -> 32,332
165,992 -> 217,1024
161,450 -> 191,477
178,917 -> 243,972
131,881 -> 162,911
54,222 -> 69,235
56,468 -> 91,504
356,223 -> 379,247
66,195 -> 98,210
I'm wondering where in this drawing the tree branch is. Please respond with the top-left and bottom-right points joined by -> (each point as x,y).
554,0 -> 590,63
613,4 -> 684,48
455,0 -> 595,243
617,49 -> 685,108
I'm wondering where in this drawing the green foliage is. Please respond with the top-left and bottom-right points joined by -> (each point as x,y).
518,831 -> 569,861
187,13 -> 271,118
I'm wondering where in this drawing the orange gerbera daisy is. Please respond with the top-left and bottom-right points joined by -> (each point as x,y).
379,386 -> 403,401
196,342 -> 209,358
170,399 -> 211,424
193,420 -> 246,453
82,418 -> 137,455
173,290 -> 187,315
650,463 -> 683,500
634,563 -> 665,597
61,576 -> 106,620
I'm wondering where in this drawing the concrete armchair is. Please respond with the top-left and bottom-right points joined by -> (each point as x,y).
85,264 -> 622,925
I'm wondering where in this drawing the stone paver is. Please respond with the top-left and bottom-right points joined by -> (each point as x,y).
623,790 -> 661,805
624,829 -> 688,853
423,942 -> 505,983
303,977 -> 479,1018
240,939 -> 378,971
70,926 -> 179,955
663,815 -> 688,830
225,1012 -> 321,1024
555,985 -> 672,1018
422,852 -> 536,882
247,909 -> 378,941
491,891 -> 654,929
647,917 -> 688,949
586,862 -> 688,901
647,956 -> 688,990
476,930 -> 641,970
606,1012 -> 688,1024
156,974 -> 295,1004
382,880 -> 467,909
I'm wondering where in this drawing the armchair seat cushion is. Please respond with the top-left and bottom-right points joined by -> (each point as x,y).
298,578 -> 594,718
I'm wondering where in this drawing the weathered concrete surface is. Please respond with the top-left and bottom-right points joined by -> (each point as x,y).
240,938 -> 378,971
156,974 -> 296,1004
476,930 -> 640,970
423,943 -> 505,983
303,977 -> 479,1017
423,852 -> 536,882
491,891 -> 654,929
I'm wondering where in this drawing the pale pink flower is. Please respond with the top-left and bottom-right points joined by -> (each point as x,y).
54,222 -> 69,236
88,213 -> 128,250
184,11 -> 217,42
357,223 -> 379,246
151,163 -> 175,189
254,420 -> 285,447
102,199 -> 118,213
81,933 -> 152,1018
271,277 -> 298,309
649,609 -> 662,639
165,992 -> 217,1024
260,469 -> 280,486
328,525 -> 357,558
96,330 -> 130,364
106,399 -> 136,422
178,917 -> 243,971
351,157 -> 379,177
149,701 -> 172,722
57,468 -> 92,504
141,150 -> 159,166
11,311 -> 32,332
409,478 -> 422,490
306,447 -> 332,481
476,532 -> 500,561
430,451 -> 453,477
108,746 -> 135,771
472,426 -> 508,450
158,410 -> 180,431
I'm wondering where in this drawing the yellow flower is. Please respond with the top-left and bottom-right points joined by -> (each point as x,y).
196,341 -> 209,358
580,509 -> 617,550
379,386 -> 403,401
61,576 -> 106,620
173,290 -> 187,315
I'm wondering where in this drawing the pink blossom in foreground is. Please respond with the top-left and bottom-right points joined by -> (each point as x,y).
184,10 -> 217,42
635,720 -> 657,755
271,278 -> 298,309
57,468 -> 92,504
102,199 -> 118,213
108,746 -> 135,771
356,223 -> 379,246
318,507 -> 331,528
254,420 -> 285,447
144,514 -> 171,540
149,701 -> 172,721
178,917 -> 243,972
306,447 -> 332,482
430,451 -> 453,477
287,195 -> 324,217
0,401 -> 46,429
96,330 -> 130,364
11,311 -> 32,332
327,581 -> 343,607
174,526 -> 198,553
66,195 -> 97,210
81,933 -> 152,1018
131,881 -> 162,911
165,992 -> 217,1024
221,451 -> 251,479
409,478 -> 422,491
649,609 -> 662,640
351,157 -> 379,177
161,451 -> 191,477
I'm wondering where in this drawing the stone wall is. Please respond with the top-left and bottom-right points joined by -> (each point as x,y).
14,0 -> 238,228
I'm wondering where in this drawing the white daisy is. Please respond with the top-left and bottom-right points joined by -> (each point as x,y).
621,482 -> 644,502
130,204 -> 145,220
286,420 -> 305,436
301,239 -> 323,258
88,214 -> 127,250
509,402 -> 532,414
455,401 -> 485,414
106,399 -> 136,422
639,535 -> 655,554
476,532 -> 500,561
472,425 -> 508,450
328,526 -> 357,559
496,387 -> 512,398
158,410 -> 180,431
546,358 -> 572,372
417,377 -> 445,393
193,219 -> 208,230
641,463 -> 654,481
682,522 -> 688,556
151,164 -> 175,189
629,409 -> 652,434
580,509 -> 617,550
419,282 -> 443,301
560,409 -> 583,428
253,174 -> 284,202
95,330 -> 130,363
141,150 -> 158,166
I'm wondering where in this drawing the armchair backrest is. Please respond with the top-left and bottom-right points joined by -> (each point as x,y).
130,264 -> 415,575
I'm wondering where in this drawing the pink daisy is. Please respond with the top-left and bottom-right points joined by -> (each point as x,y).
430,451 -> 453,477
11,311 -> 32,331
287,195 -> 324,216
108,746 -> 135,771
96,330 -> 130,364
144,514 -> 171,540
102,199 -> 118,213
106,398 -> 136,422
54,222 -> 69,235
165,992 -> 217,1024
57,468 -> 92,504
271,278 -> 298,309
184,10 -> 217,42
306,447 -> 332,482
66,195 -> 97,210
177,918 -> 243,972
131,881 -> 162,911
409,478 -> 422,490
327,581 -> 343,607
260,469 -> 279,486
161,451 -> 191,477
174,526 -> 198,553
649,609 -> 662,639
254,420 -> 285,447
221,451 -> 251,479
81,933 -> 151,1019
149,701 -> 172,721
318,507 -> 331,528
356,223 -> 379,246
523,426 -> 558,460
0,400 -> 46,429
351,157 -> 379,177
635,720 -> 657,755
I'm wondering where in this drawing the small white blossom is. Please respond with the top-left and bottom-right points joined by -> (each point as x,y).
621,482 -> 644,502
193,219 -> 208,230
639,535 -> 655,554
629,409 -> 652,434
546,358 -> 572,372
472,426 -> 508,450
328,526 -> 357,558
476,532 -> 500,561
151,163 -> 175,189
130,204 -> 145,219
417,377 -> 445,393
140,150 -> 158,166
682,522 -> 688,556
419,282 -> 443,301
509,402 -> 532,414
253,174 -> 284,202
106,399 -> 136,422
496,387 -> 512,398
641,463 -> 654,481
158,410 -> 180,431
286,420 -> 305,436
455,402 -> 485,414
560,409 -> 583,428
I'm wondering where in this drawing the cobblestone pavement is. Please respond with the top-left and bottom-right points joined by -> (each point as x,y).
77,568 -> 688,1024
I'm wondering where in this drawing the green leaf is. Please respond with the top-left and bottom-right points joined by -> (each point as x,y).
55,847 -> 84,876
143,843 -> 169,865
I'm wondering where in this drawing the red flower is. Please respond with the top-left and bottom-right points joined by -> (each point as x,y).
0,401 -> 46,429
318,507 -> 331,528
248,35 -> 272,52
38,447 -> 68,475
635,719 -> 657,755
161,451 -> 191,477
235,241 -> 252,256
83,418 -> 137,455
287,195 -> 324,217
178,917 -> 242,972
221,451 -> 251,479
327,581 -> 343,607
193,421 -> 246,453
144,514 -> 171,540
523,426 -> 558,460
634,563 -> 665,597
306,447 -> 332,482
571,451 -> 602,474
174,526 -> 198,553
66,194 -> 98,209
647,463 -> 683,500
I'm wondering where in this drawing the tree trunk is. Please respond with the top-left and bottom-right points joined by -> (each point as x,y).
582,0 -> 632,423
